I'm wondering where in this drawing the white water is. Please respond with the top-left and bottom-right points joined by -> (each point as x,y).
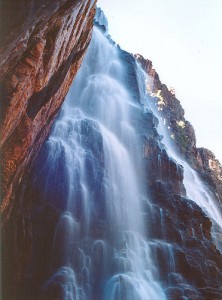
43,27 -> 166,300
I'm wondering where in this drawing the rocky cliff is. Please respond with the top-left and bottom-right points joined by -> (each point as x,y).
0,0 -> 97,221
136,53 -> 222,299
136,53 -> 222,205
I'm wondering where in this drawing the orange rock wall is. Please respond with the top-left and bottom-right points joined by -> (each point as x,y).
0,0 -> 97,220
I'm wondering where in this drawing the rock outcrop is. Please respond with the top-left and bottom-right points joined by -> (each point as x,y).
0,0 -> 97,221
136,53 -> 222,205
142,131 -> 222,299
136,53 -> 222,299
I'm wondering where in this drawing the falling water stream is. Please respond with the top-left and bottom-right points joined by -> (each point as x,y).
41,27 -> 166,299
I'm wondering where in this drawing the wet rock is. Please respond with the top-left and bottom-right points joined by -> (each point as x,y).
200,287 -> 222,300
165,287 -> 183,300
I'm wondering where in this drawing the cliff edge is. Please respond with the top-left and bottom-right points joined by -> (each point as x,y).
136,53 -> 222,205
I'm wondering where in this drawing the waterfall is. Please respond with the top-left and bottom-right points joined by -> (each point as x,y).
38,26 -> 166,299
25,10 -> 222,299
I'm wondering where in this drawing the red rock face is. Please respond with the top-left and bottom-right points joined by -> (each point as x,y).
0,0 -> 97,221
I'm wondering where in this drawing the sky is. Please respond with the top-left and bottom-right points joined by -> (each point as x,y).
97,0 -> 222,163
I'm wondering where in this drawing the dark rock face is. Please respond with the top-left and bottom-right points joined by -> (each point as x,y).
136,53 -> 222,299
0,0 -> 97,220
136,53 -> 222,207
143,138 -> 222,299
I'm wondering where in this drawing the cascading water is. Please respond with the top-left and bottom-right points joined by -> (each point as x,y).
35,25 -> 166,299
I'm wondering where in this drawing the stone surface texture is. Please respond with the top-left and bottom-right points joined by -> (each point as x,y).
136,53 -> 222,205
136,53 -> 222,299
0,0 -> 97,221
